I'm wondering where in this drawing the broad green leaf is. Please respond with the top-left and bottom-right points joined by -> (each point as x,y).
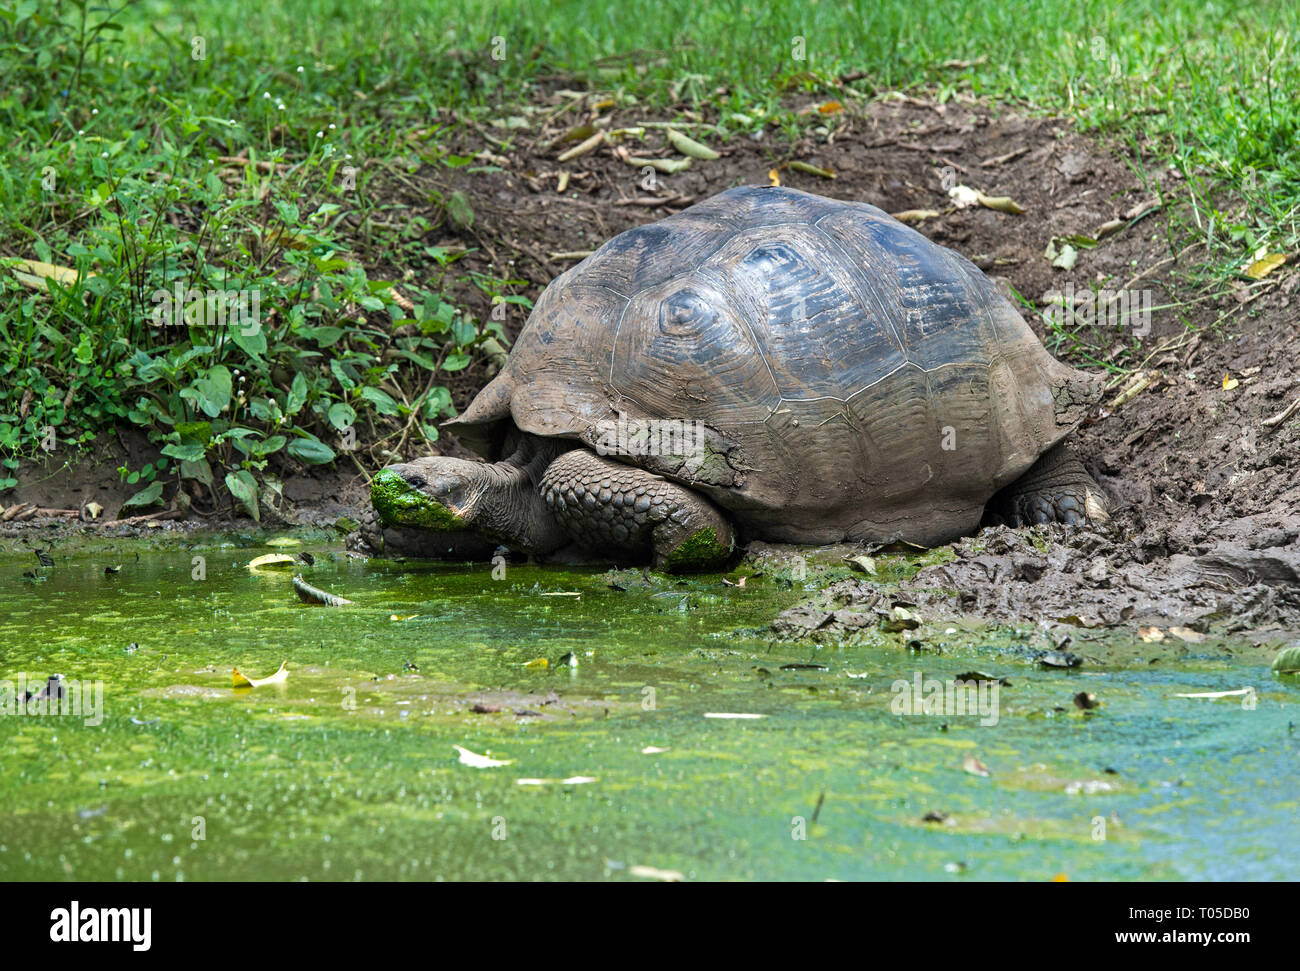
225,469 -> 260,521
287,435 -> 336,465
122,480 -> 163,509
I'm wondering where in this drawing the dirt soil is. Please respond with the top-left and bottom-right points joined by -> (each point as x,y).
5,91 -> 1297,633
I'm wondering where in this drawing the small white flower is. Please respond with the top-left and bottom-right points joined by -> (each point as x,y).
263,92 -> 271,99
92,108 -> 98,115
328,123 -> 335,130
316,131 -> 323,138
296,66 -> 304,73
77,129 -> 84,135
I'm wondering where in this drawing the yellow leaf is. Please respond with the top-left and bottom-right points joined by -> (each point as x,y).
768,167 -> 781,186
524,657 -> 548,669
84,501 -> 103,520
248,553 -> 297,571
1222,372 -> 1239,391
1243,253 -> 1286,279
818,101 -> 844,114
390,613 -> 419,621
7,258 -> 93,290
266,537 -> 301,547
1138,627 -> 1166,643
232,661 -> 288,688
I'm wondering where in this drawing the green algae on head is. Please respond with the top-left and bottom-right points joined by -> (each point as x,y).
370,468 -> 467,530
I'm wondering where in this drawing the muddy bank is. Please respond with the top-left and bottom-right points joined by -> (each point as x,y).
772,522 -> 1300,643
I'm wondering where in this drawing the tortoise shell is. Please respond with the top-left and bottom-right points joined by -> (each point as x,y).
447,185 -> 1101,545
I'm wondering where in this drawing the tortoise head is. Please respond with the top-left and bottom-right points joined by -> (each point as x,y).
370,447 -> 571,556
371,459 -> 488,532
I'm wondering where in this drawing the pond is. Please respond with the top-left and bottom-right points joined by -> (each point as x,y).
1,535 -> 1296,880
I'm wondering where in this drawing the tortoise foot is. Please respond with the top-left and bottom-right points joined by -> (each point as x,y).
539,449 -> 735,572
984,443 -> 1109,528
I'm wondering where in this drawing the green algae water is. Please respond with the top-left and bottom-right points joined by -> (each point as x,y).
1,535 -> 1297,881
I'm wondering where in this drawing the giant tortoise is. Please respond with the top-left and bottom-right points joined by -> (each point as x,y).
358,185 -> 1107,570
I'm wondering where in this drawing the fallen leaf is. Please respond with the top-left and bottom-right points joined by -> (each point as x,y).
788,160 -> 836,179
524,657 -> 549,669
881,605 -> 920,632
1138,627 -> 1166,643
891,209 -> 941,224
266,537 -> 301,548
1168,627 -> 1206,644
768,167 -> 781,186
1271,646 -> 1300,675
6,258 -> 94,290
817,100 -> 844,114
84,501 -> 103,520
389,614 -> 419,621
629,864 -> 684,882
1039,651 -> 1083,668
1243,252 -> 1286,280
626,156 -> 691,174
454,745 -> 512,768
845,554 -> 877,575
665,127 -> 719,160
977,193 -> 1025,215
962,755 -> 991,777
1221,372 -> 1239,391
248,553 -> 297,571
557,129 -> 605,162
948,184 -> 1023,214
232,661 -> 288,688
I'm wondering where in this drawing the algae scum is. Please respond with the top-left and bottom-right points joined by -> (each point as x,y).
1,536 -> 1297,881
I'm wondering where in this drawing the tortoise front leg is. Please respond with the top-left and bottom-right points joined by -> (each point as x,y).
539,449 -> 735,572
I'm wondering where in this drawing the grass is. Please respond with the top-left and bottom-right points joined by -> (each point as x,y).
1,0 -> 1296,511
